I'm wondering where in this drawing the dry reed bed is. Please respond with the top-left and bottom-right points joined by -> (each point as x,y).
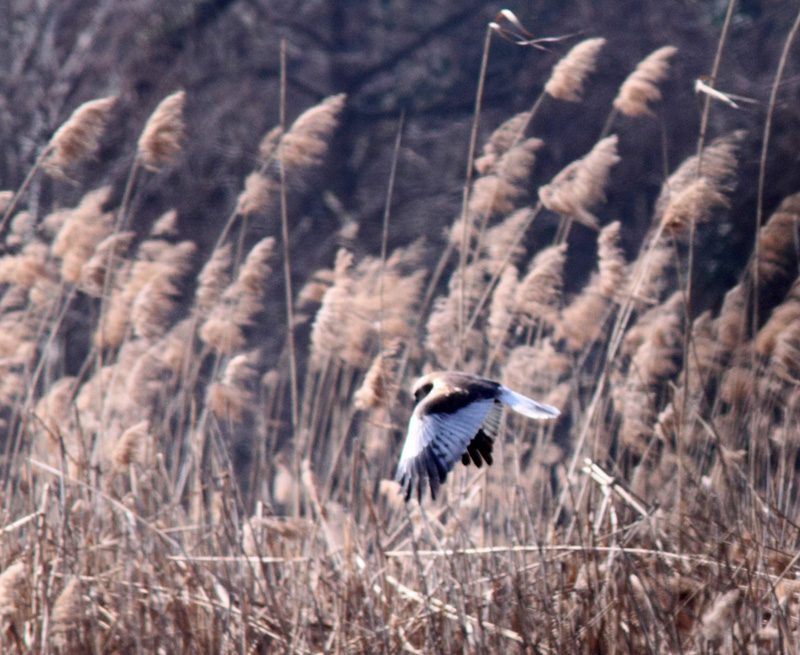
0,28 -> 798,654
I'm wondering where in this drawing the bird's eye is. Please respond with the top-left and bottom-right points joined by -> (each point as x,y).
414,382 -> 433,403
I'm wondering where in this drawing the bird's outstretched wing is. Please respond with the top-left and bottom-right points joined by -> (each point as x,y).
498,386 -> 560,419
395,399 -> 499,502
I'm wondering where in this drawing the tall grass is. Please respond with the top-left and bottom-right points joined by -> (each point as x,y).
1,17 -> 800,655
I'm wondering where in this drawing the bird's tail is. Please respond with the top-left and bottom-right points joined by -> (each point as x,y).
498,386 -> 560,419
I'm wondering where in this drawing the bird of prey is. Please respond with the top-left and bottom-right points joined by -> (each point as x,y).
395,371 -> 560,502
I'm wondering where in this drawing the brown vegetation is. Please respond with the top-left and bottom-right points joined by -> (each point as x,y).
1,5 -> 800,654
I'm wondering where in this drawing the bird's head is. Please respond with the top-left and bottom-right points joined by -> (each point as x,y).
411,373 -> 438,405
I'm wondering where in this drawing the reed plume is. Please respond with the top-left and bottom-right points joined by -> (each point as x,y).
137,90 -> 186,171
661,176 -> 730,233
556,221 -> 625,349
78,231 -> 135,297
715,283 -> 748,353
310,244 -> 425,368
755,192 -> 800,284
544,38 -> 606,102
0,191 -> 13,216
194,243 -> 233,314
0,560 -> 28,623
481,207 -> 531,273
42,96 -> 117,177
538,135 -> 620,228
111,420 -> 152,473
700,589 -> 741,643
200,238 -> 274,355
615,291 -> 684,453
97,239 -> 195,348
354,341 -> 400,411
131,241 -> 196,340
465,138 -> 542,221
280,93 -> 346,172
487,265 -> 518,355
653,131 -> 741,223
756,279 -> 800,356
51,187 -> 114,282
613,46 -> 678,117
258,125 -> 284,163
515,244 -> 567,328
207,352 -> 259,420
51,578 -> 83,633
6,210 -> 34,248
0,241 -> 53,289
236,172 -> 278,216
474,111 -> 531,174
150,209 -> 179,237
502,340 -> 572,398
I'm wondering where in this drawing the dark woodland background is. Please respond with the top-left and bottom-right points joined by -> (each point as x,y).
3,0 -> 800,308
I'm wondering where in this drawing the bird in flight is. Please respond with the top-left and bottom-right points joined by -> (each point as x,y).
395,371 -> 560,502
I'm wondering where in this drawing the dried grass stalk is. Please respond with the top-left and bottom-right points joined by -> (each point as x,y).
538,135 -> 620,228
137,90 -> 186,171
544,38 -> 606,102
613,46 -> 677,117
43,96 -> 117,176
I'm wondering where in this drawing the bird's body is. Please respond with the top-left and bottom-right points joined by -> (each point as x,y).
395,371 -> 560,502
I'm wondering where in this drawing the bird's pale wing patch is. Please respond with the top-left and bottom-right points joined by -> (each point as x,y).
498,386 -> 560,419
395,398 -> 495,502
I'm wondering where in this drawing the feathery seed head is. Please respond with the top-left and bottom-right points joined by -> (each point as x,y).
137,90 -> 186,171
280,94 -> 346,171
544,38 -> 606,102
43,96 -> 117,177
539,135 -> 620,228
613,46 -> 678,117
